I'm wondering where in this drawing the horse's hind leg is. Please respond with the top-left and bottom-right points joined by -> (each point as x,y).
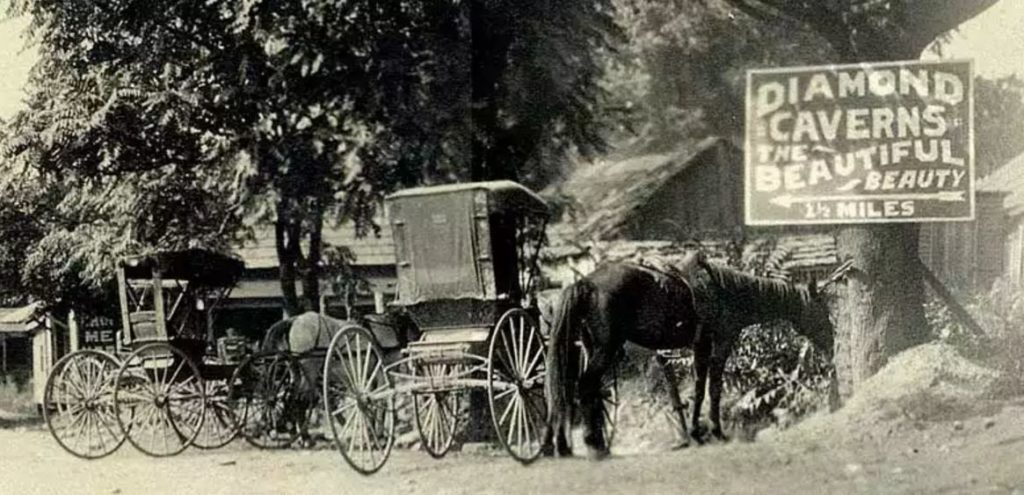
579,347 -> 615,460
690,335 -> 712,443
654,353 -> 689,449
540,421 -> 572,457
708,342 -> 734,441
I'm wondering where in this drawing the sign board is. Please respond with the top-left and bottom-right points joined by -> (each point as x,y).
79,315 -> 118,352
745,60 -> 973,225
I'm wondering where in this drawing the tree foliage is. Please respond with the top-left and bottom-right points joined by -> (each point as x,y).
1,0 -> 621,314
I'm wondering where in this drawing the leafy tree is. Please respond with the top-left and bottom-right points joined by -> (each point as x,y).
4,0 -> 621,316
974,74 -> 1024,176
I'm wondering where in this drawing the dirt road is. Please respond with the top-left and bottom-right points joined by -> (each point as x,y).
4,402 -> 1024,495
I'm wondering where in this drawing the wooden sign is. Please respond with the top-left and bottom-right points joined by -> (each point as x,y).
745,60 -> 974,225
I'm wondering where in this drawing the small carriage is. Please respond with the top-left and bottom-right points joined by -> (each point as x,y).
320,181 -> 551,474
42,249 -> 246,458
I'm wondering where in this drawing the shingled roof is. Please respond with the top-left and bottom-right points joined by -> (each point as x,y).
236,219 -> 396,270
978,151 -> 1024,217
546,137 -> 726,240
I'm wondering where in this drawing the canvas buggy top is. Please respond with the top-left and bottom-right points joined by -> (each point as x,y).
385,180 -> 549,332
116,248 -> 244,358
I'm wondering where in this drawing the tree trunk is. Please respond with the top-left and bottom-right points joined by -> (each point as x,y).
302,200 -> 324,314
275,206 -> 303,317
826,24 -> 942,401
832,224 -> 930,398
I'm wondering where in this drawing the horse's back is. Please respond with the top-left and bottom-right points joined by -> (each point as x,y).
584,261 -> 700,350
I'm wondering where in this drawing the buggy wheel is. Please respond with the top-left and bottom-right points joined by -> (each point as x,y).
188,379 -> 241,449
487,309 -> 547,464
43,350 -> 126,459
114,343 -> 206,457
413,364 -> 464,459
230,352 -> 306,449
579,342 -> 619,448
323,325 -> 395,475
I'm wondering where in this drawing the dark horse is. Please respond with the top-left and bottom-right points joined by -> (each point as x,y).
543,254 -> 834,459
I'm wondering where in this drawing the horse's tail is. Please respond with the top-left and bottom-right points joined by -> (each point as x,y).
260,317 -> 296,353
546,280 -> 592,432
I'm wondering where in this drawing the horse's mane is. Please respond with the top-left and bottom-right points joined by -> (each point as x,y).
696,262 -> 812,314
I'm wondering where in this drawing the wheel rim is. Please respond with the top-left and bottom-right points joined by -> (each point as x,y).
322,326 -> 395,475
189,380 -> 241,449
114,343 -> 206,457
413,363 -> 463,459
44,350 -> 126,459
232,353 -> 304,449
579,344 -> 619,448
487,309 -> 547,464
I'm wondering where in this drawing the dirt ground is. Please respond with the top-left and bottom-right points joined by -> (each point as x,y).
0,400 -> 1022,495
5,343 -> 1024,495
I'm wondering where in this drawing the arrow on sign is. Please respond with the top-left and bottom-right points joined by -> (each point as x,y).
770,191 -> 967,208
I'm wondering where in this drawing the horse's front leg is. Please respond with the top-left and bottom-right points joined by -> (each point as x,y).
690,337 -> 711,443
708,342 -> 734,441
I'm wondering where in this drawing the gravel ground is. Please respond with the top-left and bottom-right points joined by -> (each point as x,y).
4,402 -> 1024,495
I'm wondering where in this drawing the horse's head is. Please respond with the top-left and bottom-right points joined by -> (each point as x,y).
800,275 -> 835,357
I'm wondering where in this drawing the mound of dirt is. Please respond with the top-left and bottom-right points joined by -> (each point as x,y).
762,342 -> 1000,445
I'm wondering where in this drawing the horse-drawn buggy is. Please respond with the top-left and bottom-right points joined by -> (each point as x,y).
311,181 -> 554,474
42,249 -> 247,458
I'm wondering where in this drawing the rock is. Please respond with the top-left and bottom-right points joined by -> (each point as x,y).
984,418 -> 996,429
953,421 -> 964,431
891,467 -> 904,475
844,463 -> 862,475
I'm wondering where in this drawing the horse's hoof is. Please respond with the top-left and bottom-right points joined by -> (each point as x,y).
586,447 -> 610,461
712,429 -> 730,442
557,446 -> 574,458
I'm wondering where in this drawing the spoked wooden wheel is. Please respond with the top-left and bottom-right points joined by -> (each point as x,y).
229,352 -> 307,449
579,342 -> 619,448
322,325 -> 395,475
188,379 -> 242,449
487,309 -> 547,464
114,343 -> 206,457
43,350 -> 126,459
413,363 -> 465,459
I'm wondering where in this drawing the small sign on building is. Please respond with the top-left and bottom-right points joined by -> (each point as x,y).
80,315 -> 118,352
745,60 -> 974,225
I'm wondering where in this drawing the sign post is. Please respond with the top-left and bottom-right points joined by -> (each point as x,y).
745,60 -> 973,225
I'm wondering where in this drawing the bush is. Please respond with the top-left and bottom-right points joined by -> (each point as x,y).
925,277 -> 1024,397
0,374 -> 35,416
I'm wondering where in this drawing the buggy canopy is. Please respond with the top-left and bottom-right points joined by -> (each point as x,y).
386,181 -> 548,306
120,249 -> 245,288
385,180 -> 549,218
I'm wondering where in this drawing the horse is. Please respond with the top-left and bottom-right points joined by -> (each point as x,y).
543,254 -> 834,460
254,310 -> 419,444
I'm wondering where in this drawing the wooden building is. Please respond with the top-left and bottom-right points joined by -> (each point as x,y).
223,219 -> 398,339
919,151 -> 1024,290
543,136 -> 838,285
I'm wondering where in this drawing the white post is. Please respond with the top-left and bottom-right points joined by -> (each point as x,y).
374,291 -> 385,315
68,309 -> 80,352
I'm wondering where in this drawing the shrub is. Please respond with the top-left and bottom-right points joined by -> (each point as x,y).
925,277 -> 1024,397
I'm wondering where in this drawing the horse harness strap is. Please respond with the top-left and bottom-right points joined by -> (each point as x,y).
628,256 -> 699,328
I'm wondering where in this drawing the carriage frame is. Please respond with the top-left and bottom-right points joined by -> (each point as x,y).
320,180 -> 553,474
42,249 -> 246,459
